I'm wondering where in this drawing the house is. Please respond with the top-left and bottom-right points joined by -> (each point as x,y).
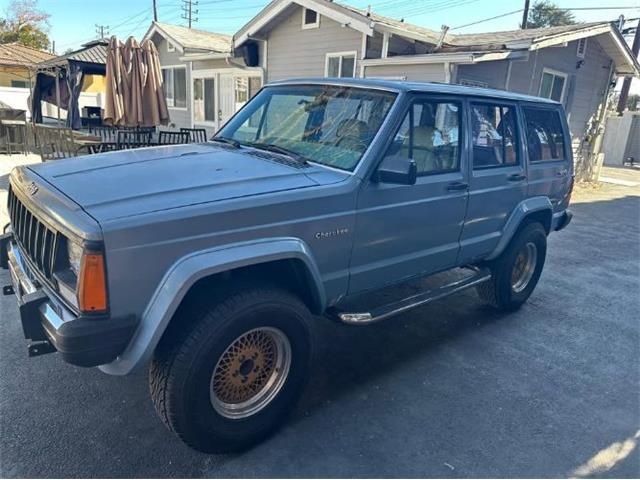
232,0 -> 639,152
143,22 -> 264,134
0,42 -> 54,88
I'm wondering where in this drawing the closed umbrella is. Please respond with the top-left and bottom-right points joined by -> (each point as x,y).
104,36 -> 124,126
141,40 -> 169,127
104,36 -> 169,127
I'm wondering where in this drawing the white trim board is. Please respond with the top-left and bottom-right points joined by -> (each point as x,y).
143,23 -> 185,54
234,0 -> 374,47
539,68 -> 568,102
325,51 -> 358,77
301,7 -> 320,29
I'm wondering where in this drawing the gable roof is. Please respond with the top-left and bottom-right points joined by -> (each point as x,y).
143,22 -> 231,54
233,0 -> 639,76
0,42 -> 55,67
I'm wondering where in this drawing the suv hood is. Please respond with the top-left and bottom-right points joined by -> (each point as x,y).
28,144 -> 346,222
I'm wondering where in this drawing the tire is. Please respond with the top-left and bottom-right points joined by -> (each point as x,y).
477,222 -> 547,311
149,284 -> 314,453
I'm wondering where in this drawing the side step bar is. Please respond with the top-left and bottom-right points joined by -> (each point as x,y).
328,267 -> 492,325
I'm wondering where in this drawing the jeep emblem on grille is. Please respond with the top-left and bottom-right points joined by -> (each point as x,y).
27,182 -> 38,196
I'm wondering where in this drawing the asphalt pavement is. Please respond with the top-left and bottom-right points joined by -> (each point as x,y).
0,165 -> 638,478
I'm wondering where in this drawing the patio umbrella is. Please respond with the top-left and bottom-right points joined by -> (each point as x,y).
140,39 -> 169,127
104,36 -> 125,126
104,36 -> 168,127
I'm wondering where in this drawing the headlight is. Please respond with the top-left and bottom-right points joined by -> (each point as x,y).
60,240 -> 108,314
67,241 -> 83,275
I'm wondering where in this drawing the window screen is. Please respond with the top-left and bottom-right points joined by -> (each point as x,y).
304,8 -> 318,25
523,107 -> 566,162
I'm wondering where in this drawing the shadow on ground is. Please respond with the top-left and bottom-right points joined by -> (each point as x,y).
0,193 -> 638,478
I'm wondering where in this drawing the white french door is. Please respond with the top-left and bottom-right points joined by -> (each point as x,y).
217,74 -> 236,130
192,69 -> 263,132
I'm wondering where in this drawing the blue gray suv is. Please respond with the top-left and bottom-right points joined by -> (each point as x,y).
0,79 -> 573,452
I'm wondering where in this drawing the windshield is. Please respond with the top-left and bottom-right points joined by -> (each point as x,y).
217,85 -> 398,171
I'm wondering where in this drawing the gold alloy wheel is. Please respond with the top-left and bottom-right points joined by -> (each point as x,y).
210,327 -> 291,419
511,241 -> 538,293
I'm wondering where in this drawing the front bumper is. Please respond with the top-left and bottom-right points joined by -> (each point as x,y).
1,232 -> 136,367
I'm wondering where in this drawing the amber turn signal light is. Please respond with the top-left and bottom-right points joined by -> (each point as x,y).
78,252 -> 108,313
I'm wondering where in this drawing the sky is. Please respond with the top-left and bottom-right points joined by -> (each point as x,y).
1,0 -> 639,53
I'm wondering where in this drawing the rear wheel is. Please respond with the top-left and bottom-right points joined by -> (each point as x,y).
149,284 -> 314,453
477,222 -> 547,311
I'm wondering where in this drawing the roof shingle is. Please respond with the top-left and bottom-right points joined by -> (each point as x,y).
0,42 -> 55,67
152,22 -> 231,53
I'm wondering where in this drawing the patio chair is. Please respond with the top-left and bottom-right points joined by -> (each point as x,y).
0,119 -> 28,155
34,124 -> 62,161
158,130 -> 190,145
117,129 -> 153,150
34,125 -> 83,160
89,125 -> 118,151
180,128 -> 207,143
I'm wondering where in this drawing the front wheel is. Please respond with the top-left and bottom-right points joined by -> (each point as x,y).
477,222 -> 547,311
149,285 -> 314,453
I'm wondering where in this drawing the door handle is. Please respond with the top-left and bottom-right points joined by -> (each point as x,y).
447,181 -> 468,191
508,173 -> 527,182
556,169 -> 568,177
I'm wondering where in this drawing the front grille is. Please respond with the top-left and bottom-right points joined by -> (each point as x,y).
7,186 -> 59,280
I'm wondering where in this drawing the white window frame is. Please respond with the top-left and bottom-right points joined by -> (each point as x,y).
539,68 -> 568,102
162,65 -> 188,110
576,37 -> 587,59
324,51 -> 357,78
167,41 -> 175,53
301,7 -> 320,29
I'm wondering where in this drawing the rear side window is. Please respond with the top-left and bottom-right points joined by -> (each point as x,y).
471,103 -> 518,168
523,107 -> 566,162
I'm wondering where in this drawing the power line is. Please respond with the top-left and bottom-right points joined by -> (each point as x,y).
451,9 -> 523,30
181,0 -> 198,28
452,5 -> 640,31
95,24 -> 110,39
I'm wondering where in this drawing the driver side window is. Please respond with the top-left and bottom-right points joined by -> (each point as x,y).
384,99 -> 461,175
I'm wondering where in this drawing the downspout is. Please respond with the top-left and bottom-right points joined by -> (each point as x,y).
505,60 -> 513,90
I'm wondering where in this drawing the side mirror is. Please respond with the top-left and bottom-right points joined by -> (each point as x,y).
376,155 -> 417,185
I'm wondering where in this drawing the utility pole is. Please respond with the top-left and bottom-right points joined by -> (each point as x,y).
181,0 -> 198,28
521,0 -> 530,29
617,20 -> 640,114
152,0 -> 157,21
95,24 -> 110,39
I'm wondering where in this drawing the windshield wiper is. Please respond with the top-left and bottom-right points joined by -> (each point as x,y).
248,142 -> 308,165
210,136 -> 241,149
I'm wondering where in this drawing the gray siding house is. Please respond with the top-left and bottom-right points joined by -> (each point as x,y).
233,0 -> 639,149
143,22 -> 263,135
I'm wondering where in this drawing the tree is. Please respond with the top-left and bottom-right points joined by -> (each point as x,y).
524,0 -> 576,29
626,94 -> 640,111
0,0 -> 50,50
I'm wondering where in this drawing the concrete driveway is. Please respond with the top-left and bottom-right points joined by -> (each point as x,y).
1,160 -> 638,478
